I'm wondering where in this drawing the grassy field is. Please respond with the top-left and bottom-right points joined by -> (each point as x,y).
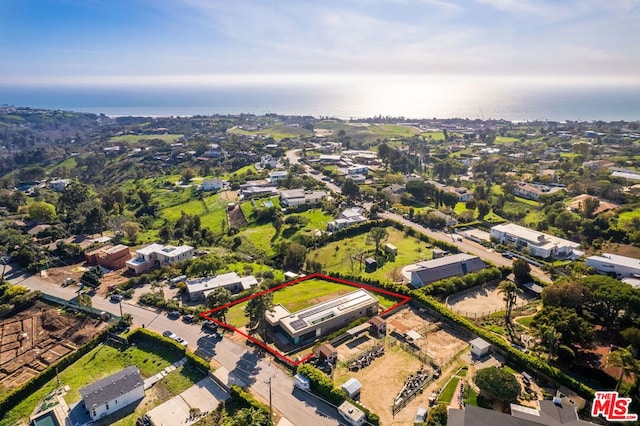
227,125 -> 312,140
162,199 -> 207,221
109,134 -> 183,143
224,277 -> 400,329
3,337 -> 187,426
420,131 -> 446,140
46,156 -> 78,172
239,224 -> 278,255
617,210 -> 640,229
309,227 -> 432,281
494,136 -> 520,144
368,124 -> 420,138
438,376 -> 460,404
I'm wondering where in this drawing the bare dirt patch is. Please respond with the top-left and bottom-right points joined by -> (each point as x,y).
385,307 -> 468,365
334,343 -> 425,426
0,301 -> 109,395
446,282 -> 535,318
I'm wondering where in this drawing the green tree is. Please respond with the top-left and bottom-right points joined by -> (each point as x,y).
181,167 -> 197,183
59,181 -> 90,212
426,403 -> 448,426
28,201 -> 56,223
475,367 -> 521,402
233,407 -> 271,426
77,292 -> 92,309
532,306 -> 594,349
498,280 -> 521,326
84,206 -> 107,234
512,258 -> 531,283
244,285 -> 275,339
476,199 -> 491,219
122,221 -> 140,243
283,243 -> 307,271
581,197 -> 600,218
206,287 -> 233,322
606,346 -> 639,392
367,227 -> 389,252
341,179 -> 360,200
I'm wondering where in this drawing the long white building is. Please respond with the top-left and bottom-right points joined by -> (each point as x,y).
585,253 -> 640,279
490,223 -> 580,259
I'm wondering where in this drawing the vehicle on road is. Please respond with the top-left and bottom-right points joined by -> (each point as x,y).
202,320 -> 217,331
168,310 -> 180,319
182,314 -> 195,323
110,294 -> 123,302
174,336 -> 188,346
162,330 -> 177,339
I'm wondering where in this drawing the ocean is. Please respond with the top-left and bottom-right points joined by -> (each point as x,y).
2,75 -> 639,121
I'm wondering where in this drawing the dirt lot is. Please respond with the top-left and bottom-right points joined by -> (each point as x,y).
0,301 -> 109,394
333,343 -> 426,426
43,265 -> 129,296
328,307 -> 470,425
446,282 -> 536,318
386,307 -> 469,365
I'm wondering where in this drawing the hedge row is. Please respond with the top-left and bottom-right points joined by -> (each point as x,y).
296,364 -> 379,425
0,324 -> 114,416
409,292 -> 595,399
419,267 -> 502,298
229,385 -> 271,417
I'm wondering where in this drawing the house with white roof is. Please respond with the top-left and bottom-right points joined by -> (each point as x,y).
201,179 -> 224,191
585,253 -> 640,279
186,272 -> 259,301
268,170 -> 288,183
280,189 -> 328,207
126,243 -> 194,275
327,207 -> 367,231
490,223 -> 580,259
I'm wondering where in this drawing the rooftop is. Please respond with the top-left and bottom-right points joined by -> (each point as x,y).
491,223 -> 580,250
186,272 -> 258,294
587,253 -> 640,269
79,366 -> 143,409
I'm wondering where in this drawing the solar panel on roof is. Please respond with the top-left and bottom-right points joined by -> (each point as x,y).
289,319 -> 308,330
298,295 -> 349,319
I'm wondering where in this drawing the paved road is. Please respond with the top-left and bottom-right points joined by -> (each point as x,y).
7,266 -> 340,426
379,211 -> 552,283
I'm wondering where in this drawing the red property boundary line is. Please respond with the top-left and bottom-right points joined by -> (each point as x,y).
200,272 -> 410,367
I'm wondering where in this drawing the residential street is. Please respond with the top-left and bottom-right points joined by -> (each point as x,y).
6,266 -> 340,426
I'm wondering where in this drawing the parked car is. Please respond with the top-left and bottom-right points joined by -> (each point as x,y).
174,337 -> 188,347
414,406 -> 427,424
168,310 -> 180,319
110,294 -> 123,302
182,314 -> 195,324
202,320 -> 217,331
162,330 -> 176,339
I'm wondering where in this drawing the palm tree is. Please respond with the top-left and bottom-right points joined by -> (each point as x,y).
498,280 -> 522,326
606,346 -> 639,392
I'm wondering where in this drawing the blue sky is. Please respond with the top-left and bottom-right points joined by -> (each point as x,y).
1,0 -> 639,86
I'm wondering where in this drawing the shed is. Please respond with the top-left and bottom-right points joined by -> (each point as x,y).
338,401 -> 366,426
314,343 -> 338,363
341,378 -> 362,399
368,316 -> 387,336
405,330 -> 422,343
384,243 -> 398,255
470,337 -> 491,358
432,249 -> 447,259
364,257 -> 378,272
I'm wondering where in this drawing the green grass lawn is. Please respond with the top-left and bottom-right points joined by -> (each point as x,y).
298,209 -> 333,231
438,376 -> 460,404
239,223 -> 278,256
309,227 -> 431,281
465,386 -> 479,406
617,210 -> 640,229
161,199 -> 207,221
515,315 -> 535,328
46,156 -> 78,173
4,337 -> 185,426
109,134 -> 183,143
514,196 -> 541,208
420,131 -> 445,140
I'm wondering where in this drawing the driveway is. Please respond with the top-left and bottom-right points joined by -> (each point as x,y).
147,377 -> 228,426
